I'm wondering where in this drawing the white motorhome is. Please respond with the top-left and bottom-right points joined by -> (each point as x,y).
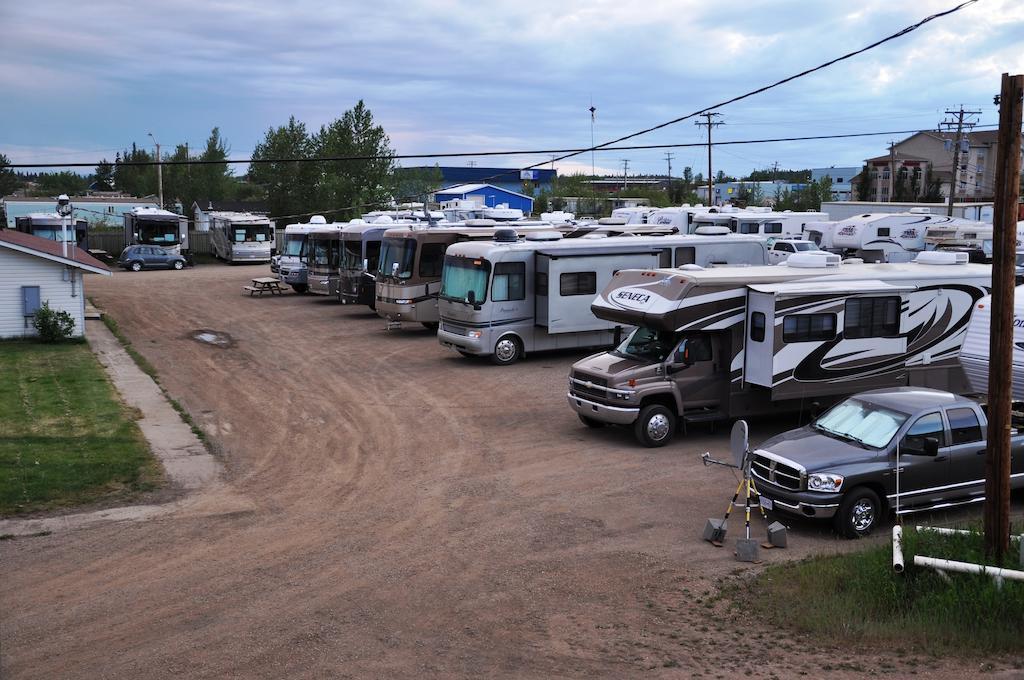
123,207 -> 189,255
567,251 -> 990,446
305,221 -> 350,296
210,212 -> 274,263
15,213 -> 90,250
438,232 -> 770,364
959,286 -> 1024,400
272,215 -> 328,293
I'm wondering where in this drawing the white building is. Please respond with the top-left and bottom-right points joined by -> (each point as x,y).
0,229 -> 111,338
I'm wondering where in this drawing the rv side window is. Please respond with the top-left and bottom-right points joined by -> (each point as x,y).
782,313 -> 836,343
419,243 -> 446,277
658,249 -> 672,267
492,262 -> 526,302
947,407 -> 983,445
877,227 -> 890,237
559,272 -> 597,296
365,241 -> 381,270
764,222 -> 782,234
536,272 -> 548,296
750,312 -> 766,342
844,297 -> 900,339
675,247 -> 695,266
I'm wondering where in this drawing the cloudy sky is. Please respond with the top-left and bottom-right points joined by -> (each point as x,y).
3,0 -> 1022,178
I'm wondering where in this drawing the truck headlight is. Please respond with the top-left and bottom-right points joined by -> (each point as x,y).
807,473 -> 844,492
467,330 -> 482,339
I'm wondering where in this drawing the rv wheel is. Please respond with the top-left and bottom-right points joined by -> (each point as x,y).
130,261 -> 143,272
834,487 -> 882,539
422,322 -> 439,331
292,284 -> 309,294
491,335 -> 523,365
578,414 -> 606,429
634,404 -> 676,447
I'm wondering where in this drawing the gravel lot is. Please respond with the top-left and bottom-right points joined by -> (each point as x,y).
2,264 -> 1017,678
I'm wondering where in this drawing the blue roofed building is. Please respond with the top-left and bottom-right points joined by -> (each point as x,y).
433,183 -> 534,213
407,166 -> 556,196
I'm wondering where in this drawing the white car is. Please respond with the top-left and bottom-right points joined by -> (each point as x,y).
768,239 -> 822,264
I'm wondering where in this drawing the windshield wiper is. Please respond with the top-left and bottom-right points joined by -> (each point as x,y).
815,423 -> 870,448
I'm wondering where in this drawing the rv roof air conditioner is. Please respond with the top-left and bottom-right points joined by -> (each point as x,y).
694,226 -> 731,236
373,215 -> 394,224
524,231 -> 562,242
597,217 -> 627,225
678,264 -> 704,271
493,228 -> 519,243
843,257 -> 865,265
786,252 -> 841,268
309,215 -> 327,224
464,219 -> 497,227
915,251 -> 968,265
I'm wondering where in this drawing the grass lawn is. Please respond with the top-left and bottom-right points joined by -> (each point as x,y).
736,526 -> 1024,656
0,341 -> 162,516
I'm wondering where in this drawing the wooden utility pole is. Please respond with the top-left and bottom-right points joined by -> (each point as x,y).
985,73 -> 1023,562
940,106 -> 980,215
696,113 -> 723,205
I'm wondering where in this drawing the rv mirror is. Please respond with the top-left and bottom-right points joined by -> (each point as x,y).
363,258 -> 368,271
467,290 -> 476,306
922,437 -> 940,457
391,262 -> 399,276
730,420 -> 749,468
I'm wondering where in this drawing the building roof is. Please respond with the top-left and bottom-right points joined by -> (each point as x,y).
435,183 -> 533,200
0,229 -> 112,275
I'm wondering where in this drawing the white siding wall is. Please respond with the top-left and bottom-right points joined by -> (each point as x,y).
0,249 -> 87,338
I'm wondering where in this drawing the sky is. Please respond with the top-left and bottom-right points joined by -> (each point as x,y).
2,0 -> 1022,180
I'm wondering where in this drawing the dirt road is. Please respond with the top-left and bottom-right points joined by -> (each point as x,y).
0,265 -> 1012,678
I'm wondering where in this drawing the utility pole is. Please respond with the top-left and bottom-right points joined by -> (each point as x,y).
985,73 -> 1023,562
939,106 -> 981,215
664,152 -> 674,181
621,159 -> 630,190
148,132 -> 163,209
695,112 -> 723,205
771,161 -> 779,181
467,160 -> 477,168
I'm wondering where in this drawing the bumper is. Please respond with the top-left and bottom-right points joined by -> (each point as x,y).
566,392 -> 639,426
377,300 -> 435,323
438,328 -> 487,354
755,483 -> 840,519
270,262 -> 280,273
232,251 -> 272,263
280,269 -> 308,285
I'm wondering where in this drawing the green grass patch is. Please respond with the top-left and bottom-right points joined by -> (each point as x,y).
0,341 -> 162,516
737,526 -> 1024,655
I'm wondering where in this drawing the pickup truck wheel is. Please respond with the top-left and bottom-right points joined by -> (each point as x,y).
834,487 -> 881,538
634,404 -> 676,447
578,414 -> 606,429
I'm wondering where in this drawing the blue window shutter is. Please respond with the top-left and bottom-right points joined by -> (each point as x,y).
22,286 -> 41,315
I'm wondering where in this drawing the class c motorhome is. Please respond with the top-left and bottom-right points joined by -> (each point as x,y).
210,211 -> 274,263
123,207 -> 188,255
15,213 -> 90,250
567,251 -> 991,446
437,232 -> 770,364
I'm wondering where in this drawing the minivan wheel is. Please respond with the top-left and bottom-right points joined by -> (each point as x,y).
292,284 -> 309,294
422,322 -> 439,331
634,404 -> 676,447
130,261 -> 143,272
172,260 -> 184,270
834,487 -> 882,538
491,335 -> 523,365
578,414 -> 606,429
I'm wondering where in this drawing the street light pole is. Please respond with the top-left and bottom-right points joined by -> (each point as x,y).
148,132 -> 164,209
56,194 -> 71,259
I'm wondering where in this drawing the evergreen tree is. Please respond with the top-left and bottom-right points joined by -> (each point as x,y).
0,154 -> 20,196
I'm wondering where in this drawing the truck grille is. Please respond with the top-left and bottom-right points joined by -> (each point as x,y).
571,372 -> 608,401
751,454 -> 803,491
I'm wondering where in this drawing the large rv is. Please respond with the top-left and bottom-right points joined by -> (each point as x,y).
210,212 -> 274,263
305,222 -> 349,296
15,213 -> 89,249
339,220 -> 395,307
123,207 -> 188,255
567,251 -> 990,446
438,232 -> 770,364
959,287 -> 1024,400
272,216 -> 328,293
827,211 -> 988,262
924,219 -> 1024,261
690,209 -> 828,240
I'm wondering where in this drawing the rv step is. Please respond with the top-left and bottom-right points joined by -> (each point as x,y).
683,410 -> 725,423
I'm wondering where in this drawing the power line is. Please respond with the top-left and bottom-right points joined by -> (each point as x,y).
6,125 -> 1000,170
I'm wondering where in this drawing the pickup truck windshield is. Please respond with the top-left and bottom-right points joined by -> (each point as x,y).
440,256 -> 490,302
612,327 -> 678,363
814,398 -> 908,448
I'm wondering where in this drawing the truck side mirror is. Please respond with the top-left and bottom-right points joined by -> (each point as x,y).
680,347 -> 693,365
922,437 -> 939,457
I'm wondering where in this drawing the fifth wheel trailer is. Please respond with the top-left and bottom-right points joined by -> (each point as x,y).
959,287 -> 1024,401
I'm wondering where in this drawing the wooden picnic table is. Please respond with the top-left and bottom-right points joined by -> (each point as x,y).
243,277 -> 288,296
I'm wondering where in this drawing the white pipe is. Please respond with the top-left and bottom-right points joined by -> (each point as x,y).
916,526 -> 1023,541
914,555 -> 1024,584
893,525 -> 905,573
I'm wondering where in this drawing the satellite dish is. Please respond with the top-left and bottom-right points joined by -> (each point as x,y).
730,420 -> 749,468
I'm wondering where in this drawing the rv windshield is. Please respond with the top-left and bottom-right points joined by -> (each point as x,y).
379,238 -> 416,279
232,225 -> 272,243
137,222 -> 181,245
30,228 -> 77,242
612,327 -> 679,363
342,238 -> 363,270
813,398 -> 908,449
281,234 -> 306,257
440,256 -> 490,303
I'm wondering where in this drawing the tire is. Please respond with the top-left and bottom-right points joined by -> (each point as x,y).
130,261 -> 143,272
172,260 -> 184,270
578,414 -> 606,429
292,284 -> 309,294
421,322 -> 439,331
834,487 -> 882,538
491,335 -> 523,366
634,404 -> 676,447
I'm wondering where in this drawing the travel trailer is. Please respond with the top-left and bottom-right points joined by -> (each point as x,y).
210,212 -> 274,263
567,251 -> 990,446
123,207 -> 188,255
339,220 -> 395,307
610,206 -> 658,224
15,213 -> 89,249
272,216 -> 328,293
924,220 -> 1024,262
827,212 -> 990,262
959,287 -> 1024,400
438,232 -> 770,364
644,205 -> 715,232
729,211 -> 828,240
305,222 -> 349,296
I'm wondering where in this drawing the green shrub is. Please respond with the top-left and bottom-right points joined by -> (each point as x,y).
32,301 -> 76,342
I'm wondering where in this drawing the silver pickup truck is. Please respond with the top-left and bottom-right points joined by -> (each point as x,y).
751,387 -> 1024,537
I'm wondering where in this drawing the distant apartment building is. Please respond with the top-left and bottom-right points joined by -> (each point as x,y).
810,166 -> 858,201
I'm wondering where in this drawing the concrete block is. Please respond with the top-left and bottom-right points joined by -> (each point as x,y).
736,538 -> 760,562
767,521 -> 788,548
703,518 -> 727,543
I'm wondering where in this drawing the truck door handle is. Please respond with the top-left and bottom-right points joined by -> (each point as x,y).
933,456 -> 948,462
